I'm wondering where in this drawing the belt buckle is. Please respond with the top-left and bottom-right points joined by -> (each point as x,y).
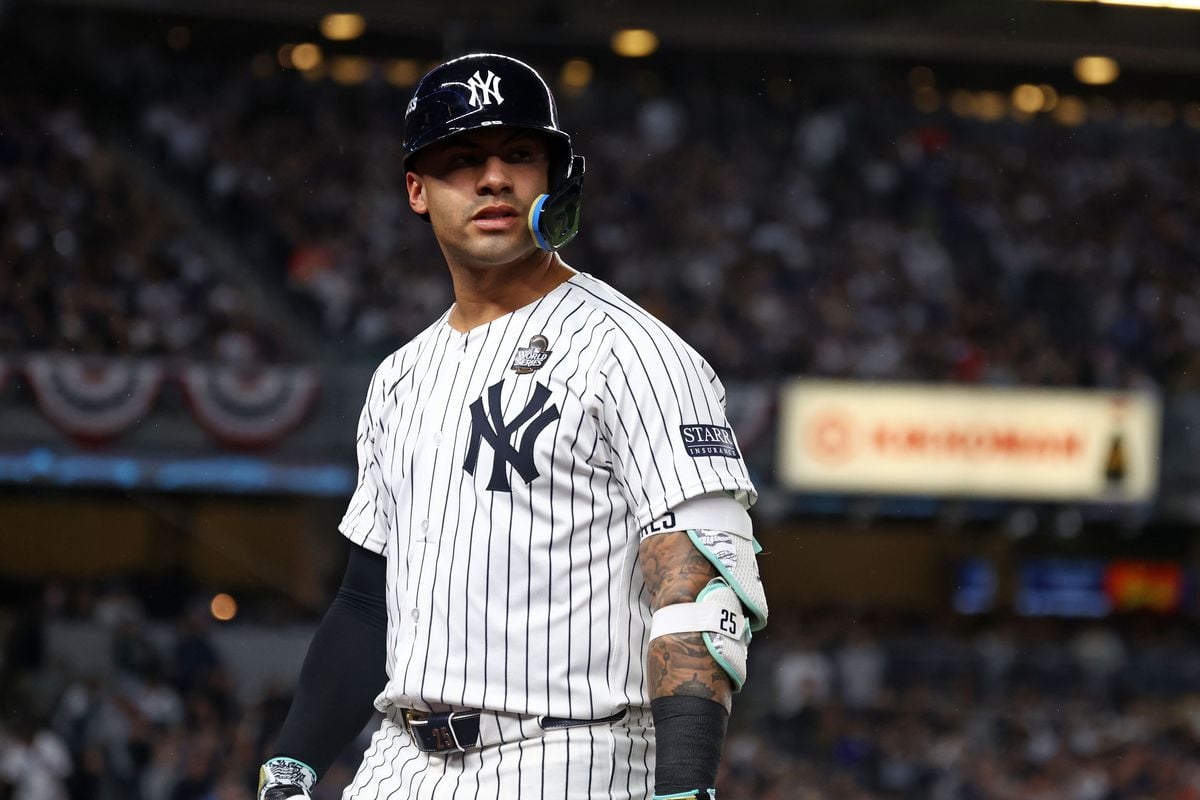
403,709 -> 464,753
402,709 -> 424,740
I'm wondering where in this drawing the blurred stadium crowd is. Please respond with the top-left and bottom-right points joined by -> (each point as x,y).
4,23 -> 1200,386
0,91 -> 283,363
5,9 -> 1200,800
5,586 -> 1200,799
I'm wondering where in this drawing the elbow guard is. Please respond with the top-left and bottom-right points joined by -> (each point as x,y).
650,577 -> 750,690
643,495 -> 769,691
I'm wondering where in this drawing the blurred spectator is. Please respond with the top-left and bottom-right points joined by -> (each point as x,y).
834,626 -> 887,709
173,605 -> 222,697
770,628 -> 833,753
0,709 -> 72,800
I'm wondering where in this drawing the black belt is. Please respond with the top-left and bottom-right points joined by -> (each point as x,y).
402,708 -> 627,753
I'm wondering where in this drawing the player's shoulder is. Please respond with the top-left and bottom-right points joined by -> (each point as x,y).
363,312 -> 449,401
564,272 -> 715,375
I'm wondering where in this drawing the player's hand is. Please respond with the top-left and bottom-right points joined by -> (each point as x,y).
258,756 -> 317,800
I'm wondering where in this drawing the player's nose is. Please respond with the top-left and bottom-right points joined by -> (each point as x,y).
476,154 -> 514,196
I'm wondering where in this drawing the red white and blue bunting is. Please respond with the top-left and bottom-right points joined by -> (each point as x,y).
16,355 -> 322,447
180,364 -> 321,448
24,354 -> 165,442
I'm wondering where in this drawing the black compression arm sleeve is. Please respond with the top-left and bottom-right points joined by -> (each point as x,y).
273,543 -> 388,779
651,696 -> 728,796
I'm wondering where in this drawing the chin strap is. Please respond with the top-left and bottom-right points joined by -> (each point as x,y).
528,156 -> 585,251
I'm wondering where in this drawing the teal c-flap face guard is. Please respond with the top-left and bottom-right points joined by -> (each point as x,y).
529,156 -> 584,251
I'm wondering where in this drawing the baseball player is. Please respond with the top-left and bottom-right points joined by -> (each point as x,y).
257,53 -> 768,800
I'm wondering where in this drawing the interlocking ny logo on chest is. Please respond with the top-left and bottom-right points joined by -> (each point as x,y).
464,380 -> 560,492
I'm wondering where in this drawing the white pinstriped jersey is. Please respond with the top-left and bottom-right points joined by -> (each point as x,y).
339,271 -> 756,722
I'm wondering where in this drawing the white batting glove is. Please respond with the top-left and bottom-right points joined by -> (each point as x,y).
258,756 -> 316,800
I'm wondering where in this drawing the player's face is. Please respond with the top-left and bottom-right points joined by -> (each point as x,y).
406,128 -> 551,268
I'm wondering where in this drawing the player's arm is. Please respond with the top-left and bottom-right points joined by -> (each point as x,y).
640,532 -> 727,800
257,542 -> 388,800
639,495 -> 769,800
642,532 -> 732,710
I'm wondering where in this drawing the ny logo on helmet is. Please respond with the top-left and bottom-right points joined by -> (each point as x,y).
466,70 -> 504,108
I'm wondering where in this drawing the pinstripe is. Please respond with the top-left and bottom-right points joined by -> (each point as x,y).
568,274 -> 753,504
400,327 -> 463,692
601,376 -> 670,512
405,351 -> 467,695
337,272 -> 753,798
420,740 -> 455,800
429,323 -> 504,703
345,718 -> 400,798
387,749 -> 430,800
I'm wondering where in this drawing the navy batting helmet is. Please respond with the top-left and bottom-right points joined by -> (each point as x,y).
402,53 -> 585,251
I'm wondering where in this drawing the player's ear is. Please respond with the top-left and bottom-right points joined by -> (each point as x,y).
406,172 -> 428,216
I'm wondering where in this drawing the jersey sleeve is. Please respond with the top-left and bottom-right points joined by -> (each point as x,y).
338,365 -> 392,555
591,327 -> 757,531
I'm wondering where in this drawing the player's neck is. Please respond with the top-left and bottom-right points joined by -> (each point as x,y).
445,251 -> 575,332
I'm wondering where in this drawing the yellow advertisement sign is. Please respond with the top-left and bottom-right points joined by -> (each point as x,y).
778,381 -> 1160,501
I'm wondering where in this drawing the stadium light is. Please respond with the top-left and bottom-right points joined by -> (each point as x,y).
1074,55 -> 1119,84
385,58 -> 420,87
330,56 -> 373,85
1012,83 -> 1046,112
211,593 -> 238,621
612,29 -> 659,58
277,42 -> 295,69
320,13 -> 366,41
1047,0 -> 1200,9
1053,95 -> 1089,125
948,89 -> 976,117
560,58 -> 593,92
975,91 -> 1007,121
1038,84 -> 1060,111
291,42 -> 323,71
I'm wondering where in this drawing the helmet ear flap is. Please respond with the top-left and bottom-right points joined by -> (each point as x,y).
529,156 -> 585,251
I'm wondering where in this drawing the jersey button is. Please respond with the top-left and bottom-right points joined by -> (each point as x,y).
433,432 -> 443,445
420,520 -> 429,531
411,609 -> 419,623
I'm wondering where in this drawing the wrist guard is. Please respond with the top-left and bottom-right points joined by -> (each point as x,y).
258,756 -> 316,800
653,791 -> 716,799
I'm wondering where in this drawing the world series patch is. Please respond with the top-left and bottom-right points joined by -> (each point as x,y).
680,424 -> 741,459
511,334 -> 552,374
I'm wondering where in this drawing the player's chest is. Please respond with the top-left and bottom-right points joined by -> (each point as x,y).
377,335 -> 594,492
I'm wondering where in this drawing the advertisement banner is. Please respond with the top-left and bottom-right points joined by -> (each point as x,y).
1016,559 -> 1110,617
1104,561 -> 1188,613
778,380 -> 1159,501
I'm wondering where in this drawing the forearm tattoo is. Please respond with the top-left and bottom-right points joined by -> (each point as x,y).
640,532 -> 732,712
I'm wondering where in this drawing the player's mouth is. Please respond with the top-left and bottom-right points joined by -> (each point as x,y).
472,204 -> 521,231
